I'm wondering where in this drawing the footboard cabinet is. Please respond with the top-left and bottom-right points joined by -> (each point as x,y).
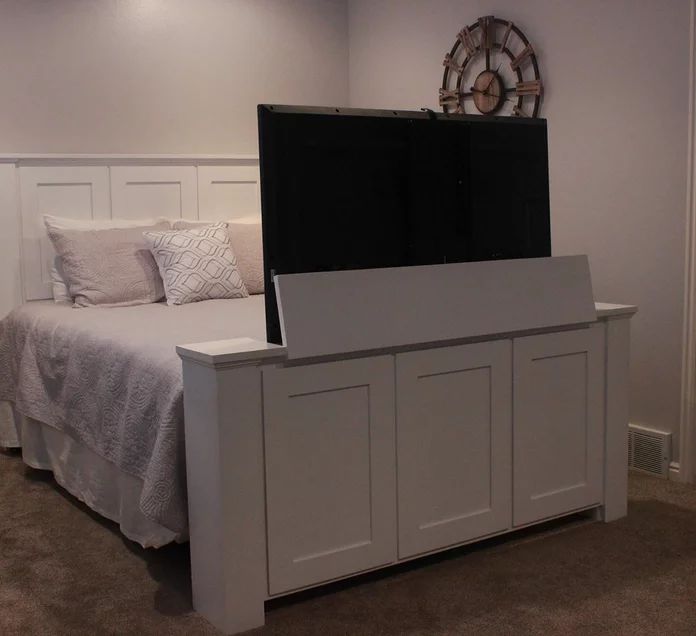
263,356 -> 397,594
396,340 -> 512,558
177,258 -> 637,635
513,326 -> 605,526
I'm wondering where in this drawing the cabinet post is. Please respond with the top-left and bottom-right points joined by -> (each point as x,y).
178,338 -> 287,634
601,316 -> 632,522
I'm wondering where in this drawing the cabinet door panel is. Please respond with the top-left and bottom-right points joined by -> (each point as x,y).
263,356 -> 396,594
513,326 -> 604,526
397,340 -> 512,558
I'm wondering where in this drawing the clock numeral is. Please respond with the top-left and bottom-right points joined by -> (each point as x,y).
442,53 -> 463,75
515,80 -> 543,96
513,106 -> 530,118
478,15 -> 495,50
457,26 -> 478,56
499,21 -> 514,52
510,44 -> 534,71
438,88 -> 461,107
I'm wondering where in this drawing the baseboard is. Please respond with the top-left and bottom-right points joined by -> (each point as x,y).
669,461 -> 681,480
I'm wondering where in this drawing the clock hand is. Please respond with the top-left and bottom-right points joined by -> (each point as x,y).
483,65 -> 501,92
470,85 -> 496,96
471,87 -> 502,98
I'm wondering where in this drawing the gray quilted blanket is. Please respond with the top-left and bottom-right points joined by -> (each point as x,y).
0,297 -> 266,535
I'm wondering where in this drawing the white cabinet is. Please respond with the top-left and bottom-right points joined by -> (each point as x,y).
396,341 -> 512,558
263,356 -> 396,594
513,326 -> 605,526
261,325 -> 607,591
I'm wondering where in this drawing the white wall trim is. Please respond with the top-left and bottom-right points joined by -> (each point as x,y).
0,154 -> 259,166
679,0 -> 696,484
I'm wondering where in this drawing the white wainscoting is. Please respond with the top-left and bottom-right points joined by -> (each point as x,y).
198,165 -> 261,222
19,166 -> 111,300
110,166 -> 198,220
0,164 -> 22,319
0,155 -> 260,308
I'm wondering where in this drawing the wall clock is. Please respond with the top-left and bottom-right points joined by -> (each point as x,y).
439,16 -> 543,118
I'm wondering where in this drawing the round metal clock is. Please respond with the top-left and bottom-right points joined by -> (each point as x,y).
439,16 -> 543,118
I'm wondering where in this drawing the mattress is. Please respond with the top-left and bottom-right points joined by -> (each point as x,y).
0,296 -> 266,543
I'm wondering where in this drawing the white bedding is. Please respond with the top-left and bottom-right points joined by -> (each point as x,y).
4,410 -> 179,547
0,296 -> 266,544
0,401 -> 19,447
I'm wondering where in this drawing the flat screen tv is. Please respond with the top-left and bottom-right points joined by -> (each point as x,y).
258,105 -> 551,344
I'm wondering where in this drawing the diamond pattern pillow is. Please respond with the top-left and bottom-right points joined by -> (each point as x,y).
172,218 -> 264,294
143,223 -> 249,305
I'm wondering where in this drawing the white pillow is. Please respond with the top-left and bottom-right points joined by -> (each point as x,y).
44,215 -> 172,303
46,222 -> 170,308
44,214 -> 171,230
172,217 -> 264,294
50,257 -> 72,304
143,223 -> 249,305
227,215 -> 260,225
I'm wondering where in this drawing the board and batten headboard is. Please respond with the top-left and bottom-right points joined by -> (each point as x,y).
0,155 -> 260,314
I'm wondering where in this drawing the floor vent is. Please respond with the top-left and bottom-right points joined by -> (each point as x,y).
628,424 -> 671,479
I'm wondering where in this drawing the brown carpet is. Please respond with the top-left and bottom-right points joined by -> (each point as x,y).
2,448 -> 696,636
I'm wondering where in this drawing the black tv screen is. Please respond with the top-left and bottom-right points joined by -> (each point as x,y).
258,105 -> 551,344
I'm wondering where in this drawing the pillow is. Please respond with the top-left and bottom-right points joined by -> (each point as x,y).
46,222 -> 170,308
172,217 -> 264,294
44,214 -> 171,231
44,215 -> 172,303
143,223 -> 249,305
50,257 -> 72,304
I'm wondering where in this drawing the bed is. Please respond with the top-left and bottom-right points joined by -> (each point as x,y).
0,157 -> 637,636
0,295 -> 266,547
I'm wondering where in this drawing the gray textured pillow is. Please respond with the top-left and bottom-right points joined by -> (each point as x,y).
172,218 -> 264,294
46,222 -> 169,308
143,223 -> 249,305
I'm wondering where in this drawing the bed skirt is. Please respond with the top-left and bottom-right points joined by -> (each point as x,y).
0,401 -> 184,548
0,401 -> 20,447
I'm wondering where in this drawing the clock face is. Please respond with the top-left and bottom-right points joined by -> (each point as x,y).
439,16 -> 543,118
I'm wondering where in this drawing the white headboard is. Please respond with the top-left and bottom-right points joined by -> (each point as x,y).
0,155 -> 260,308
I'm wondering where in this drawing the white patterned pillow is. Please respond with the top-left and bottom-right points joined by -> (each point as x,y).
172,218 -> 264,294
143,223 -> 249,305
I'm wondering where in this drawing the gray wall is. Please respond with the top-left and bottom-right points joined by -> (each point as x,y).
0,0 -> 349,153
0,0 -> 691,459
348,0 -> 691,459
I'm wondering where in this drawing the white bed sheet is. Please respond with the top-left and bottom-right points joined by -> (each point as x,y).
0,295 -> 267,546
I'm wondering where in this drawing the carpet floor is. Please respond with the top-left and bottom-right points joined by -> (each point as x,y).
2,448 -> 696,635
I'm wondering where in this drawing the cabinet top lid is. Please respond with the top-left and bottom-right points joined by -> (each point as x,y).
276,256 -> 598,360
595,303 -> 638,319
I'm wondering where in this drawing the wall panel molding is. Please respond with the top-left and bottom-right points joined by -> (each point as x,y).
19,166 -> 111,300
0,155 -> 261,307
110,166 -> 198,220
198,165 -> 261,221
0,165 -> 21,317
0,154 -> 259,165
